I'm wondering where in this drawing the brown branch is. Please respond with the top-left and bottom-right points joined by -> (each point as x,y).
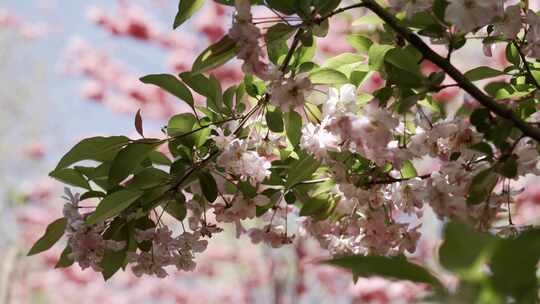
513,41 -> 540,90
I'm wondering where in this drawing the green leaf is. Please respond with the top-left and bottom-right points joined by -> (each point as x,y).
299,193 -> 332,217
490,229 -> 540,302
164,199 -> 187,221
100,224 -> 128,280
470,142 -> 494,158
55,245 -> 74,268
496,155 -> 518,178
304,102 -> 322,124
439,221 -> 497,277
101,249 -> 126,280
140,74 -> 195,112
265,107 -> 284,132
148,151 -> 172,166
129,168 -> 170,190
309,68 -> 349,85
266,23 -> 295,43
285,110 -> 302,147
199,171 -> 218,202
266,0 -> 295,15
352,14 -> 384,26
192,35 -> 237,73
49,168 -> 91,190
80,190 -> 106,201
266,23 -> 294,65
178,72 -> 217,102
400,160 -> 418,179
368,44 -> 393,71
346,34 -> 373,53
464,66 -> 503,82
327,255 -> 443,288
173,0 -> 205,29
167,113 -> 197,137
286,153 -> 320,188
505,43 -> 521,66
385,47 -> 422,76
28,218 -> 67,256
86,189 -> 143,225
54,136 -> 129,171
109,142 -> 159,185
467,169 -> 498,205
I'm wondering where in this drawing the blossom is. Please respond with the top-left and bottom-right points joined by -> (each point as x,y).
300,122 -> 341,159
389,0 -> 434,19
248,225 -> 293,248
129,227 -> 208,277
322,84 -> 358,118
493,5 -> 523,39
445,0 -> 503,33
216,139 -> 271,184
62,188 -> 125,272
525,10 -> 540,58
270,76 -> 312,111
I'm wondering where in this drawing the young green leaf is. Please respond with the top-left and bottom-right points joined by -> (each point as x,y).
109,142 -> 159,185
140,74 -> 195,112
286,153 -> 320,188
173,0 -> 205,29
368,44 -> 393,71
309,68 -> 349,85
285,110 -> 302,147
464,66 -> 503,82
400,160 -> 418,179
49,168 -> 91,190
439,221 -> 497,276
346,34 -> 373,53
85,189 -> 143,225
467,169 -> 498,205
265,107 -> 284,132
55,245 -> 74,268
167,113 -> 197,137
199,171 -> 218,202
54,136 -> 129,171
192,35 -> 237,73
326,255 -> 443,288
28,218 -> 67,256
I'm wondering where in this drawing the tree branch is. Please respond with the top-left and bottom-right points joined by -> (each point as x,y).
513,41 -> 540,90
335,0 -> 540,141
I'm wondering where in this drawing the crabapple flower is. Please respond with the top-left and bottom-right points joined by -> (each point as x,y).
389,0 -> 433,19
445,0 -> 503,33
270,76 -> 312,111
525,10 -> 540,58
493,5 -> 523,39
216,139 -> 271,184
228,0 -> 274,80
248,225 -> 293,248
322,84 -> 358,118
129,227 -> 208,277
300,122 -> 341,160
62,188 -> 125,271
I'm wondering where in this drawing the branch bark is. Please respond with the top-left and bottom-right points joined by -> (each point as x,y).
337,0 -> 540,141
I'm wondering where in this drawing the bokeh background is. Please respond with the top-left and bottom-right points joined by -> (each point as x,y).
2,1 -> 540,303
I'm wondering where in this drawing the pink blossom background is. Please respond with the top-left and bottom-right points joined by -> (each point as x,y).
2,0 -> 540,303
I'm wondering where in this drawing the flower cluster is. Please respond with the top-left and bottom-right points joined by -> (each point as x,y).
31,1 -> 540,299
129,227 -> 208,278
62,188 -> 125,271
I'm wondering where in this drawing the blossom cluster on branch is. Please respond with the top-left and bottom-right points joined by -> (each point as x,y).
27,0 -> 540,302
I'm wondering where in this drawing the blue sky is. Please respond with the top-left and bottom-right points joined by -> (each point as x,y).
1,0 -> 179,179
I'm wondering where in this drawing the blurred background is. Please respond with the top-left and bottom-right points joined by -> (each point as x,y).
2,1 -> 540,303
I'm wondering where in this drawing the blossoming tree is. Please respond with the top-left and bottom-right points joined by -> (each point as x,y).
27,0 -> 540,302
